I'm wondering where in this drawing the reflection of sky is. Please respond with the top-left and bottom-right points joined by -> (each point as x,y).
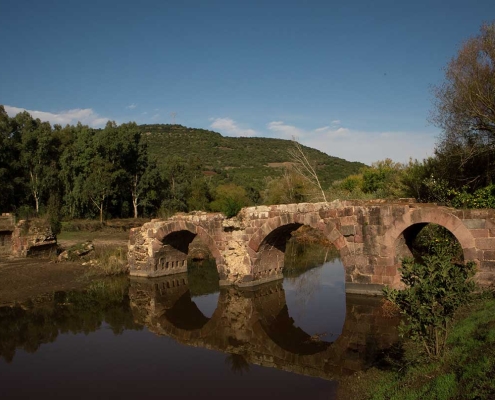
192,292 -> 220,319
283,260 -> 346,340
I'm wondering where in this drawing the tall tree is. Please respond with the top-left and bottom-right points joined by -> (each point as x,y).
15,112 -> 59,214
431,21 -> 495,189
82,155 -> 115,223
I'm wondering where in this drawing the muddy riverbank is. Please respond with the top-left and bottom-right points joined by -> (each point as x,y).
0,231 -> 129,306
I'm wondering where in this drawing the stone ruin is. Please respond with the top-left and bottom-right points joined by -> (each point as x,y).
10,218 -> 57,257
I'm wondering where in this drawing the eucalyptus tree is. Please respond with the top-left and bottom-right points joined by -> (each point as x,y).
59,123 -> 95,218
82,155 -> 115,223
110,123 -> 163,218
14,112 -> 59,214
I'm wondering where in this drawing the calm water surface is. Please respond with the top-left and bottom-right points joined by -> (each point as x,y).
0,257 -> 398,399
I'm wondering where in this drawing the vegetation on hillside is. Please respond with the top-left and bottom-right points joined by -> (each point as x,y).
141,123 -> 364,191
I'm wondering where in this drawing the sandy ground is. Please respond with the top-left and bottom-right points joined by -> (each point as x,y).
0,230 -> 130,306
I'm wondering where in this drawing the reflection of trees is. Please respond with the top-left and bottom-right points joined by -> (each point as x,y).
284,240 -> 341,312
284,240 -> 339,278
225,353 -> 250,376
187,258 -> 220,296
0,277 -> 142,363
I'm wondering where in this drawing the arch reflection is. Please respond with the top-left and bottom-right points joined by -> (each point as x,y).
129,276 -> 399,379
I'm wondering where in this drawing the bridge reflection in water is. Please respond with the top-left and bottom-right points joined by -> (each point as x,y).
129,274 -> 399,380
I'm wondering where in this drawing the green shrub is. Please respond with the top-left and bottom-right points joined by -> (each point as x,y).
450,184 -> 495,209
384,250 -> 476,359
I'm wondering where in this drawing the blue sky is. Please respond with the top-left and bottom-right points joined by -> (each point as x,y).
1,0 -> 494,164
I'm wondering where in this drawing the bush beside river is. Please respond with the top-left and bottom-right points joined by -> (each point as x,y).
337,292 -> 495,399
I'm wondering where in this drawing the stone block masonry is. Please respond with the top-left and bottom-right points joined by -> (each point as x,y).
11,219 -> 57,257
128,200 -> 495,293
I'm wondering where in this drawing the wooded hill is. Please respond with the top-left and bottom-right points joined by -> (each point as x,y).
141,124 -> 365,191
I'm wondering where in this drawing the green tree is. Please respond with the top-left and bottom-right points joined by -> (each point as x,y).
82,156 -> 115,223
210,183 -> 250,217
263,168 -> 309,205
187,177 -> 212,211
15,112 -> 59,214
361,159 -> 405,197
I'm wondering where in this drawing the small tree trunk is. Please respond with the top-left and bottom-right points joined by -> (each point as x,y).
133,198 -> 138,219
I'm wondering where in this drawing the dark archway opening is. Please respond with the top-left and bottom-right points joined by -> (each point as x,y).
157,230 -> 220,297
187,236 -> 220,298
259,223 -> 303,258
397,223 -> 464,264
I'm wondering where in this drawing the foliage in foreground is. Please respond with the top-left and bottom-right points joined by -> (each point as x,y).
337,294 -> 495,400
384,252 -> 476,359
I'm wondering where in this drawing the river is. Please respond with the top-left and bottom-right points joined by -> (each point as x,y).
0,244 -> 399,399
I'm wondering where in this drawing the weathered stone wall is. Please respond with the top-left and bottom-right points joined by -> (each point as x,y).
128,201 -> 495,290
11,219 -> 57,257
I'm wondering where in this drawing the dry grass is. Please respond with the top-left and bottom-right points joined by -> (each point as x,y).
84,245 -> 129,277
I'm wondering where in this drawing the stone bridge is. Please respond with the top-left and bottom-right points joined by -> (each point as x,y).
128,200 -> 495,293
129,275 -> 399,379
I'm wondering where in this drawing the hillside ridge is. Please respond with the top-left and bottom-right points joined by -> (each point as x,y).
140,124 -> 365,190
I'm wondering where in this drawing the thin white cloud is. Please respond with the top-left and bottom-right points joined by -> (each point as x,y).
266,121 -> 306,138
315,126 -> 330,132
267,121 -> 349,139
266,120 -> 434,164
126,103 -> 137,109
4,105 -> 110,127
210,117 -> 257,137
331,120 -> 341,125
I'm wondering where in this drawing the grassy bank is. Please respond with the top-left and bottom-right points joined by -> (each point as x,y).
57,227 -> 130,277
337,293 -> 495,400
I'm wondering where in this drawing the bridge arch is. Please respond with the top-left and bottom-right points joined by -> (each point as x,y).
383,208 -> 478,278
247,213 -> 349,281
151,221 -> 227,279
